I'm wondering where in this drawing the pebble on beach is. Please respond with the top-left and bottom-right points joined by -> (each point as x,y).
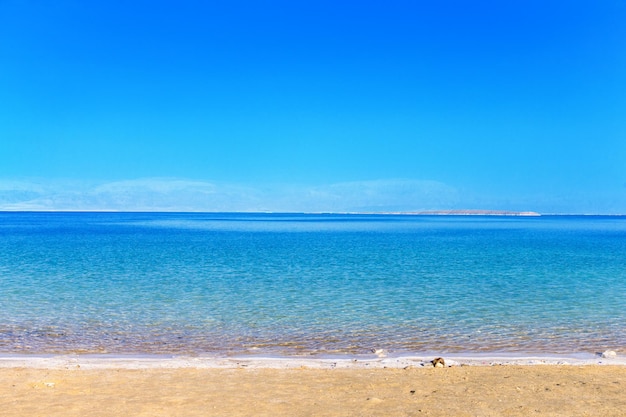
431,357 -> 445,368
601,350 -> 617,358
372,349 -> 388,358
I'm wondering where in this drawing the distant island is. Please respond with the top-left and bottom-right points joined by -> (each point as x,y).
414,210 -> 541,216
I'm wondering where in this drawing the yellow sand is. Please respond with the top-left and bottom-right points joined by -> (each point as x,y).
2,365 -> 625,416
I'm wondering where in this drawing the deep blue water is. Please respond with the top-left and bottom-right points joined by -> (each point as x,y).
1,212 -> 625,357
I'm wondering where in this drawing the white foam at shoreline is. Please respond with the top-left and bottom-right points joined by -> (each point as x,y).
1,353 -> 624,370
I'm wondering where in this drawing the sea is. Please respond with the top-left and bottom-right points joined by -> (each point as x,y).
1,212 -> 625,358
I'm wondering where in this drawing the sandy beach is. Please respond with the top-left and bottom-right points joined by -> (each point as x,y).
1,356 -> 625,416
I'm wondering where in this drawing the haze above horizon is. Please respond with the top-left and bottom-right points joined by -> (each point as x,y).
1,1 -> 625,214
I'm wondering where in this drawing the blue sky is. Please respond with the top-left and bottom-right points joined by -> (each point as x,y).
1,1 -> 625,213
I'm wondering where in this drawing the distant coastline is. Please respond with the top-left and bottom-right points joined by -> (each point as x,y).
413,210 -> 541,216
2,209 -> 546,216
8,210 -> 626,216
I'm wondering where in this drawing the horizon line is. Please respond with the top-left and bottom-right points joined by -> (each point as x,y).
2,209 -> 626,216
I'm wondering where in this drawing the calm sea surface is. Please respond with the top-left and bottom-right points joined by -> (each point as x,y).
1,212 -> 625,357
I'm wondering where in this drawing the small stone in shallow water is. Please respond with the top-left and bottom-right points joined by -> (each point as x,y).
371,349 -> 388,357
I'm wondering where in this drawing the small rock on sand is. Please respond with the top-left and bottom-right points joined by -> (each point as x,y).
601,350 -> 617,358
366,397 -> 384,404
431,357 -> 445,368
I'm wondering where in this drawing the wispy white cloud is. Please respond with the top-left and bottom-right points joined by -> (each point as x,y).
3,177 -> 624,213
284,179 -> 460,212
0,177 -> 462,212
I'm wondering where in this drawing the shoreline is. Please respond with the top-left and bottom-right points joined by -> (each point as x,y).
3,359 -> 625,416
1,352 -> 624,369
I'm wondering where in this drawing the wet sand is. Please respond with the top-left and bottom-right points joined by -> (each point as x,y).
1,360 -> 625,416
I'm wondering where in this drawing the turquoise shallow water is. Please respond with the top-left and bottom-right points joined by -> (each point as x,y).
0,212 -> 625,357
